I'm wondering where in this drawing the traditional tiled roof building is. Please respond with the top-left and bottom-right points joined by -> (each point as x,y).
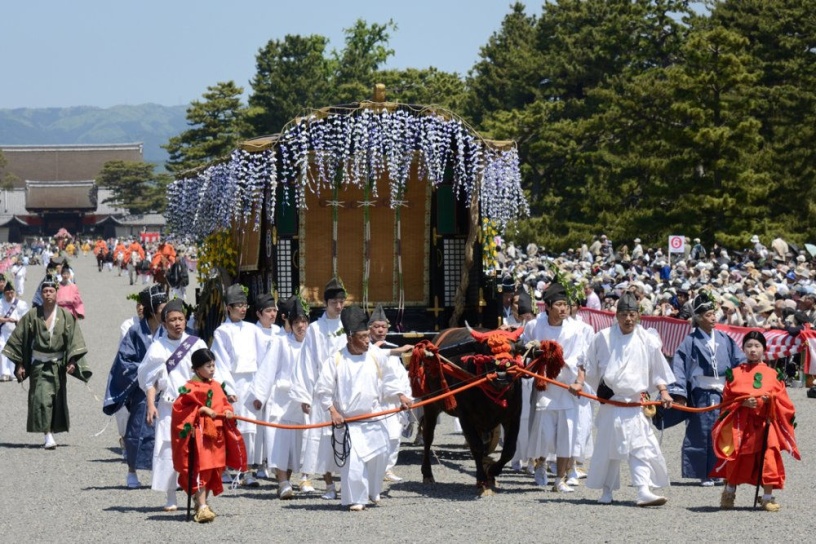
0,143 -> 165,241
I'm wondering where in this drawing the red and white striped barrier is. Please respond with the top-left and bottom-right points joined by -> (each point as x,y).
575,308 -> 805,360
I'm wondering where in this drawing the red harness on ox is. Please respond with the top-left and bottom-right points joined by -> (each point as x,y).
409,327 -> 566,409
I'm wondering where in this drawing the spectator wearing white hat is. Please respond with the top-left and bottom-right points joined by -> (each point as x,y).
631,238 -> 643,260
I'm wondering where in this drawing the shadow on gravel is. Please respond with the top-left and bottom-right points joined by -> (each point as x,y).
395,480 -> 535,499
0,442 -> 42,449
89,457 -> 128,463
536,497 -> 616,506
83,485 -> 134,491
221,491 -> 278,501
277,503 -> 346,511
670,480 -> 717,487
685,506 -> 724,513
402,441 -> 470,450
104,505 -> 165,514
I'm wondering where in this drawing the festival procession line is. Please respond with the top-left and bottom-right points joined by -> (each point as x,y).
213,348 -> 758,429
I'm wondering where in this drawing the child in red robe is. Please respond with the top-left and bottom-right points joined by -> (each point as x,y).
172,348 -> 246,523
712,331 -> 800,512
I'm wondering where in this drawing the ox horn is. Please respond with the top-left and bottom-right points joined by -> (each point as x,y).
508,325 -> 524,342
465,321 -> 489,342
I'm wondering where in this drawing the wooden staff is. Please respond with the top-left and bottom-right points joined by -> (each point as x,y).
753,413 -> 772,508
186,433 -> 196,521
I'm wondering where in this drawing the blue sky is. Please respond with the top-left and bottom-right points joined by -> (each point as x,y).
2,0 -> 520,109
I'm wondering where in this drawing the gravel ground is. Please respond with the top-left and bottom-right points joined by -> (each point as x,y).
0,254 -> 813,543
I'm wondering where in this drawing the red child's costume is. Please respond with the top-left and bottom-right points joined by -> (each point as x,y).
171,378 -> 247,497
710,362 -> 800,489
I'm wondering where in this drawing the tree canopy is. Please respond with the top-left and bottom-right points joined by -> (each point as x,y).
163,81 -> 249,174
97,160 -> 170,214
162,2 -> 816,248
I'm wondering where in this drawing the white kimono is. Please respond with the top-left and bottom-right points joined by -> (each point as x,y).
522,316 -> 589,459
369,343 -> 412,471
11,264 -> 26,296
0,296 -> 29,377
211,319 -> 272,465
257,322 -> 285,338
315,346 -> 409,506
583,324 -> 675,491
571,317 -> 597,460
137,333 -> 212,493
250,332 -> 305,471
290,313 -> 346,475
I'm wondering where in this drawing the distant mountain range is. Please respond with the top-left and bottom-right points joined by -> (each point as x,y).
0,104 -> 189,166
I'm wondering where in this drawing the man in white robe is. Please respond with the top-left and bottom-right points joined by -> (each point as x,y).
249,293 -> 285,479
366,304 -> 412,483
577,292 -> 675,506
11,258 -> 27,296
138,299 -> 229,511
508,287 -> 536,474
250,295 -> 309,499
522,282 -> 589,492
290,277 -> 347,499
255,293 -> 285,338
315,305 -> 412,511
210,284 -> 272,487
568,303 -> 597,482
0,282 -> 29,381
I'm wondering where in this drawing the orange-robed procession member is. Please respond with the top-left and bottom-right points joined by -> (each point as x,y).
712,331 -> 800,512
171,348 -> 247,523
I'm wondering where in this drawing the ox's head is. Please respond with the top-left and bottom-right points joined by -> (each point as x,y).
465,323 -> 525,385
466,324 -> 525,356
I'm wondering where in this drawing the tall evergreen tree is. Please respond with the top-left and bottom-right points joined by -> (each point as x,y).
331,19 -> 396,104
708,0 -> 816,243
97,161 -> 170,214
246,35 -> 332,136
374,67 -> 466,110
163,81 -> 248,174
465,2 -> 540,127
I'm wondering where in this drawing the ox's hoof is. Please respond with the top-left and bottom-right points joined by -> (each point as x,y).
423,477 -> 436,484
479,487 -> 495,498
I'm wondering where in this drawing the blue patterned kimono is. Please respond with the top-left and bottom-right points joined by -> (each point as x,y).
103,319 -> 164,470
669,327 -> 745,479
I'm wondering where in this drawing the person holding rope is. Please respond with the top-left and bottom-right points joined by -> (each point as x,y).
522,281 -> 592,492
210,284 -> 271,488
510,286 -> 538,474
249,292 -> 284,480
290,277 -> 348,499
712,331 -> 800,511
314,305 -> 412,512
138,299 -> 228,512
250,295 -> 310,499
367,303 -> 413,483
171,348 -> 244,523
670,292 -> 746,486
578,291 -> 674,506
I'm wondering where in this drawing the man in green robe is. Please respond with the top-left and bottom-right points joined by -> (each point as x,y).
2,275 -> 91,449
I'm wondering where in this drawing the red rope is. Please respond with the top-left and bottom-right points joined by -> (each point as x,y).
511,366 -> 752,412
409,340 -> 458,411
220,374 -> 492,429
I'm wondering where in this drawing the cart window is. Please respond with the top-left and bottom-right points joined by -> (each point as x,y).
436,185 -> 455,235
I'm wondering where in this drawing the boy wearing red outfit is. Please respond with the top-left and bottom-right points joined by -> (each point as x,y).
172,348 -> 246,523
713,331 -> 800,512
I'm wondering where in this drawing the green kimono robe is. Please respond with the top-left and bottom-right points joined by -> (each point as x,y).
2,306 -> 90,433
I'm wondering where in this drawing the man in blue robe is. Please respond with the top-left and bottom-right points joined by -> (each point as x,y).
670,293 -> 745,486
102,285 -> 167,488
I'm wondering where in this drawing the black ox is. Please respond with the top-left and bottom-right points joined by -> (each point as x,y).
409,326 -> 529,496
